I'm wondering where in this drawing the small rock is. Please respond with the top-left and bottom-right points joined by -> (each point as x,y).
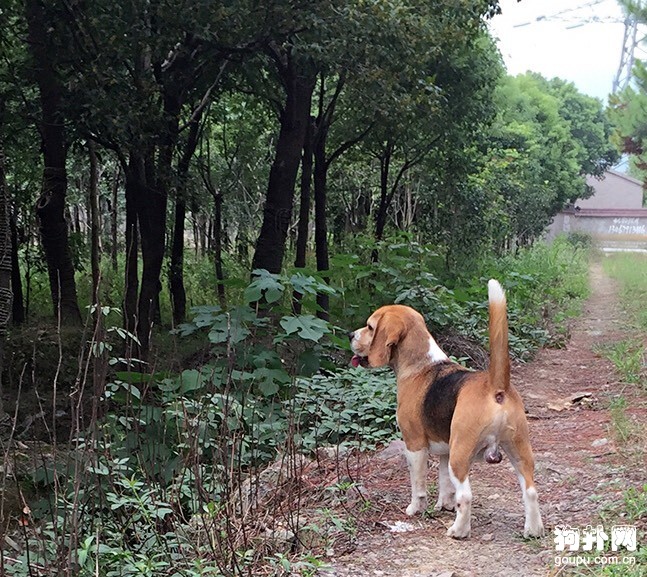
571,391 -> 593,403
592,438 -> 609,447
317,446 -> 350,460
548,402 -> 568,412
435,572 -> 457,577
383,520 -> 417,533
487,493 -> 501,500
481,533 -> 494,541
377,440 -> 407,460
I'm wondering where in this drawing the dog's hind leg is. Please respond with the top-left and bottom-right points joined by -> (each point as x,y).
502,436 -> 544,538
447,445 -> 473,539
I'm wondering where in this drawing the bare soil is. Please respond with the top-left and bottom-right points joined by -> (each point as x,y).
320,262 -> 646,577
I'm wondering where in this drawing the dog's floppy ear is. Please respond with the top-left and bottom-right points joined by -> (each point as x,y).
368,313 -> 404,367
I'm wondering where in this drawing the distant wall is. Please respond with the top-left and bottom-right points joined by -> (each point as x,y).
548,209 -> 647,250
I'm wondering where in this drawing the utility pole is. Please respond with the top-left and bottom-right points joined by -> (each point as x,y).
612,16 -> 639,93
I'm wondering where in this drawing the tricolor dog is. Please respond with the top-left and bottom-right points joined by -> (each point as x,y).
349,280 -> 544,539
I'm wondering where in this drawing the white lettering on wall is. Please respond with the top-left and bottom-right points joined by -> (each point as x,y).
608,224 -> 647,235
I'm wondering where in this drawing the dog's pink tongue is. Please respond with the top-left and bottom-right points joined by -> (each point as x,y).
351,355 -> 362,368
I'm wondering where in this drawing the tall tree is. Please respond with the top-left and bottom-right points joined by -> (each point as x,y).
25,0 -> 81,323
251,44 -> 317,274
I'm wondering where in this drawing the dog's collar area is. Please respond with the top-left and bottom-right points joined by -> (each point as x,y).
429,359 -> 455,368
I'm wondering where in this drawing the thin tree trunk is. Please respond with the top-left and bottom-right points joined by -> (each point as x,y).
213,193 -> 226,307
313,125 -> 329,320
200,137 -> 226,308
10,215 -> 24,324
170,197 -> 186,325
124,154 -> 140,336
292,117 -> 314,314
88,141 -> 100,306
111,166 -> 119,274
0,130 -> 12,417
170,114 -> 201,325
372,143 -> 393,263
26,0 -> 81,324
251,53 -> 316,275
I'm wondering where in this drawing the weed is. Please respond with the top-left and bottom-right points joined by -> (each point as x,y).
597,340 -> 646,387
623,484 -> 647,521
607,397 -> 641,447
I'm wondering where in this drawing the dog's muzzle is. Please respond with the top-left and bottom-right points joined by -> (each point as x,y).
349,331 -> 369,368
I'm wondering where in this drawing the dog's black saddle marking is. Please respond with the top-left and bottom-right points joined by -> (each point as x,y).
422,367 -> 471,442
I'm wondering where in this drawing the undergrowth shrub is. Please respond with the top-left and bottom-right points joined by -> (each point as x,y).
328,235 -> 589,360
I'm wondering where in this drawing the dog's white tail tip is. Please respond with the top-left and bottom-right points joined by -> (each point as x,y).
488,279 -> 505,303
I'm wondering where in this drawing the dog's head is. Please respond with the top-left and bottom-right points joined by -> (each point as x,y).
349,305 -> 429,368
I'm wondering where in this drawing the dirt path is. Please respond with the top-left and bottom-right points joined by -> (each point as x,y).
324,262 -> 643,577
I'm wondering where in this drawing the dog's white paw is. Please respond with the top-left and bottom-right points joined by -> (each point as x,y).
434,494 -> 456,511
524,519 -> 545,538
447,521 -> 471,539
405,496 -> 427,516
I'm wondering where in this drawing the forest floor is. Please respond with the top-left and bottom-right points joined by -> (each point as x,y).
318,261 -> 646,577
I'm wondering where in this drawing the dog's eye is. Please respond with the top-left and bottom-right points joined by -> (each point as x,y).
367,324 -> 374,331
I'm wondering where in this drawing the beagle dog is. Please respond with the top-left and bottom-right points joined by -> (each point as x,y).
349,280 -> 544,539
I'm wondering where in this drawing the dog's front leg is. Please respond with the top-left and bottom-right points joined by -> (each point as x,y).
434,454 -> 456,511
405,448 -> 428,516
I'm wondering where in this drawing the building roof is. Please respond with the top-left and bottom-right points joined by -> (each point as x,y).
595,169 -> 643,188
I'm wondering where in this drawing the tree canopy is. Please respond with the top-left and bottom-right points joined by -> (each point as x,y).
0,0 -> 619,341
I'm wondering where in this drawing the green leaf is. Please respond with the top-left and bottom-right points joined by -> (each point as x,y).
179,369 -> 203,393
245,269 -> 285,303
279,315 -> 330,342
257,379 -> 280,396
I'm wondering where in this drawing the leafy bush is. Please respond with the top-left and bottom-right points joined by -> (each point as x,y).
566,230 -> 594,250
291,368 -> 397,451
326,235 -> 589,361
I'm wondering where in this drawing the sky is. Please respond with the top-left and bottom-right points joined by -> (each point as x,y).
488,0 -> 631,102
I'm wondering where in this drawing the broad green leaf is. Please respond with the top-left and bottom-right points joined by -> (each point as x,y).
279,315 -> 329,342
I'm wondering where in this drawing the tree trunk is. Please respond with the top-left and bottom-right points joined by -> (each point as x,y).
251,55 -> 316,275
124,154 -> 140,336
313,125 -> 329,320
292,117 -> 314,314
372,143 -> 393,263
170,114 -> 201,325
136,152 -> 166,355
88,141 -> 100,306
111,166 -> 120,274
26,0 -> 81,324
213,192 -> 226,308
170,197 -> 186,325
10,215 -> 24,324
0,131 -> 12,417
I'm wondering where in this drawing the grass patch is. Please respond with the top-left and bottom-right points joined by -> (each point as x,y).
596,340 -> 646,388
598,253 -> 647,390
607,397 -> 644,449
603,253 -> 647,332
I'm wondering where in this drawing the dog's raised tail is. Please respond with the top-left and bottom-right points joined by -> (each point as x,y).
488,279 -> 510,396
